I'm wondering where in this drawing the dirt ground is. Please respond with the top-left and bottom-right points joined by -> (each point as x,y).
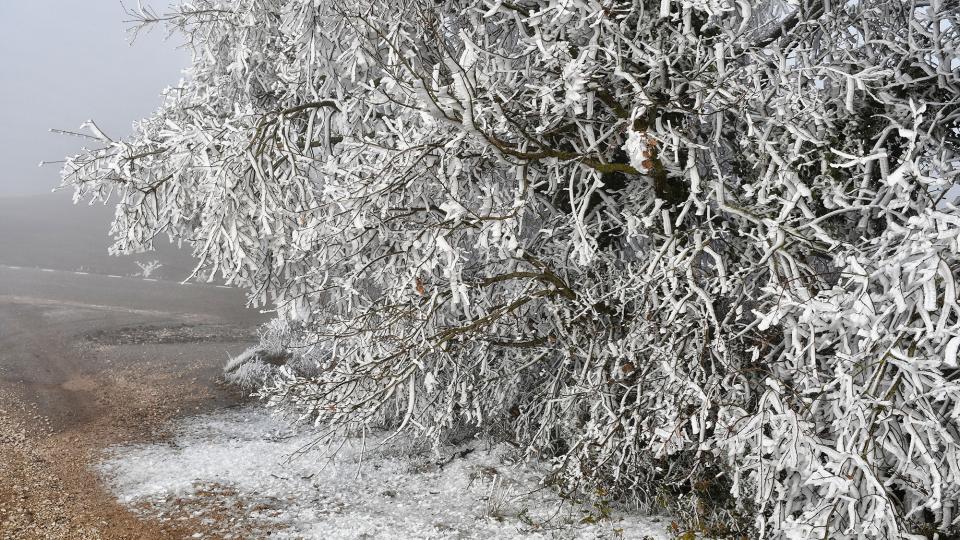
0,292 -> 263,539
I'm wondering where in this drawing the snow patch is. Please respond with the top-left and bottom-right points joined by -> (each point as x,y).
97,407 -> 670,539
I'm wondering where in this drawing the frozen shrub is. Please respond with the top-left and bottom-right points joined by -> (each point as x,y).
63,0 -> 960,537
224,319 -> 323,391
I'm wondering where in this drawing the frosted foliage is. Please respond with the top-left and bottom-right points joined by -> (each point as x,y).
62,0 -> 960,537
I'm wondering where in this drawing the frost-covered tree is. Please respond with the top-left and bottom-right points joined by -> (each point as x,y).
63,0 -> 960,536
135,258 -> 163,278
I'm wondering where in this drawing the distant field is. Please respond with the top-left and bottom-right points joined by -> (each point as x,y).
0,191 -> 199,281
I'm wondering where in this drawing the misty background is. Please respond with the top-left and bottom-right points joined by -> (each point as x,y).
0,2 -> 197,279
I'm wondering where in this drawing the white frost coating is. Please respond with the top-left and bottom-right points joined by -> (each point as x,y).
98,407 -> 671,539
623,130 -> 652,175
561,56 -> 589,115
62,0 -> 960,537
945,336 -> 960,369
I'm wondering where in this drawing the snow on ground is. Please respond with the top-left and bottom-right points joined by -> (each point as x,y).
96,406 -> 671,539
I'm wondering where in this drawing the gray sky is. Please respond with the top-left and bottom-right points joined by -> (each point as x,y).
0,2 -> 188,196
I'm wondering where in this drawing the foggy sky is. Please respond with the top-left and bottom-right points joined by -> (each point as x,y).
0,2 -> 188,196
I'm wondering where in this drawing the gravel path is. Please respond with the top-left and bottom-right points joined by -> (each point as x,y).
0,268 -> 264,539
